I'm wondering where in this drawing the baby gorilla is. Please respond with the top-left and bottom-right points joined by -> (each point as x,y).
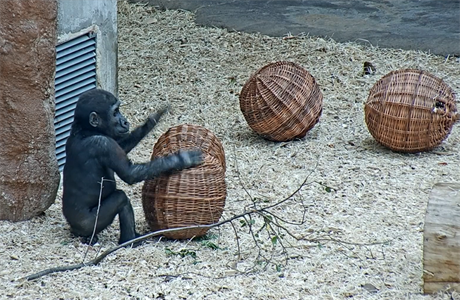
62,89 -> 202,246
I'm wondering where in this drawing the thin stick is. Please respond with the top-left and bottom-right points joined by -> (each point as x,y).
22,223 -> 225,281
229,220 -> 242,260
82,177 -> 104,263
21,169 -> 388,281
23,165 -> 313,281
22,206 -> 280,282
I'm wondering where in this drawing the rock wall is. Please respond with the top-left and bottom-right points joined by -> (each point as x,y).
0,0 -> 60,221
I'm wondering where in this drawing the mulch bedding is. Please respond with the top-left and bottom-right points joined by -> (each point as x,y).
1,1 -> 459,299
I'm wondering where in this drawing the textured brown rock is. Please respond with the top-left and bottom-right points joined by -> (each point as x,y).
0,0 -> 60,221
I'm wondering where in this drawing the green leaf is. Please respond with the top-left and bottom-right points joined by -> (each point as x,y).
264,215 -> 273,223
201,241 -> 220,250
271,236 -> 278,245
178,249 -> 197,259
165,248 -> 176,256
194,233 -> 218,241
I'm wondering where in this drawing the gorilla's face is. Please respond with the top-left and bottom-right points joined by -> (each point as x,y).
108,100 -> 130,138
76,89 -> 131,139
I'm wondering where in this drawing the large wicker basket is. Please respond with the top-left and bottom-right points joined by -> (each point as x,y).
239,61 -> 323,141
364,69 -> 458,153
142,124 -> 226,240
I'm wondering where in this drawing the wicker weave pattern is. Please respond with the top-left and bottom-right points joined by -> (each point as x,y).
142,124 -> 226,239
365,69 -> 458,152
239,61 -> 323,141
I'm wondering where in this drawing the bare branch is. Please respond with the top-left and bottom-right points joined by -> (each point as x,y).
22,161 -> 389,281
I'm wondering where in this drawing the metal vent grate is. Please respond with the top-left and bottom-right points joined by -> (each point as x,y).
54,32 -> 97,171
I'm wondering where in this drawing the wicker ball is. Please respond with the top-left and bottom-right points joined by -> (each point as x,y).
141,124 -> 226,239
364,69 -> 458,153
239,61 -> 323,141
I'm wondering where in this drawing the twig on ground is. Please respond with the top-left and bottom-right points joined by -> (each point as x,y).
21,162 -> 390,281
82,177 -> 104,263
22,216 -> 241,281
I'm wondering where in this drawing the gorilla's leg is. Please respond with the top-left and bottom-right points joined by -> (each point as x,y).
117,197 -> 141,245
69,190 -> 138,245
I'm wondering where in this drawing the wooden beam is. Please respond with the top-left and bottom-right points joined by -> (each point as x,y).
423,183 -> 460,294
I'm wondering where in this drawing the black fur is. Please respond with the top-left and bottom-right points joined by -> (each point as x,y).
62,89 -> 202,246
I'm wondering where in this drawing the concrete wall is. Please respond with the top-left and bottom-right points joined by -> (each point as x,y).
57,0 -> 118,95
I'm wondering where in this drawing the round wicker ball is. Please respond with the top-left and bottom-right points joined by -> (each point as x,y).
364,69 -> 458,153
239,61 -> 323,141
141,124 -> 226,240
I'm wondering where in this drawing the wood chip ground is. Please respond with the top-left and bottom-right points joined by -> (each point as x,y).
1,1 -> 459,299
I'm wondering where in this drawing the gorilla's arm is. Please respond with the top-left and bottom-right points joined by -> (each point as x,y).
117,118 -> 155,154
99,136 -> 202,185
122,150 -> 202,184
117,106 -> 169,154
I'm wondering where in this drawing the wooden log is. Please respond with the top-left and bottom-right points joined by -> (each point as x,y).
423,183 -> 460,294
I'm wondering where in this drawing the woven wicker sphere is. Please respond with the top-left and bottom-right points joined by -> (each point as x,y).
364,69 -> 458,153
141,124 -> 226,240
239,61 -> 323,141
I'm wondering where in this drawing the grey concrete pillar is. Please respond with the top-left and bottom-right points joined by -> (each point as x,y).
57,0 -> 118,95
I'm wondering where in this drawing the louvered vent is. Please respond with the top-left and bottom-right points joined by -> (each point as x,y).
54,32 -> 97,171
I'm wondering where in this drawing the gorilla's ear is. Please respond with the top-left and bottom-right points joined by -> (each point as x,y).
89,112 -> 101,128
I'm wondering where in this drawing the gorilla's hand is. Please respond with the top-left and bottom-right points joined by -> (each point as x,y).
177,149 -> 204,169
148,104 -> 170,126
